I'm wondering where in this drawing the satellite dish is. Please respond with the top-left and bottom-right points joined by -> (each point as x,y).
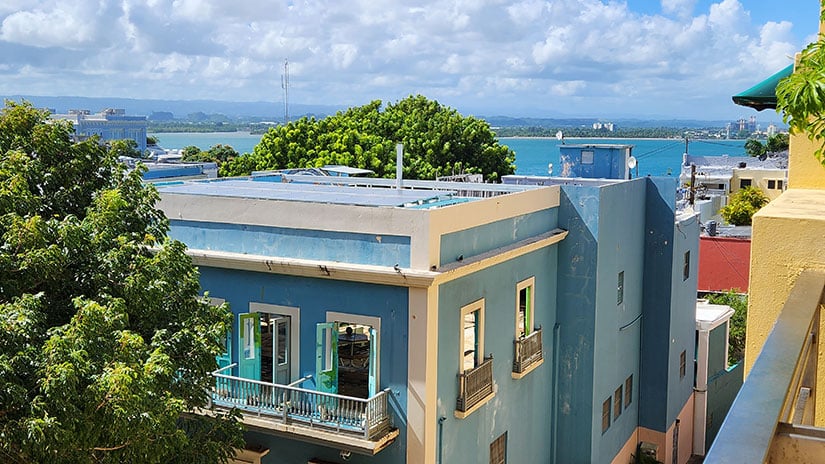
555,130 -> 564,141
628,156 -> 637,169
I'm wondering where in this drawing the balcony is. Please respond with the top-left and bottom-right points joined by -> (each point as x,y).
456,356 -> 494,418
210,365 -> 399,455
705,269 -> 825,463
513,327 -> 543,378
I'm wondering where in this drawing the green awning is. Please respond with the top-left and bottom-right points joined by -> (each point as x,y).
732,64 -> 794,111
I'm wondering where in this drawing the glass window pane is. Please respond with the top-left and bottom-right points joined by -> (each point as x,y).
464,311 -> 478,371
277,321 -> 288,365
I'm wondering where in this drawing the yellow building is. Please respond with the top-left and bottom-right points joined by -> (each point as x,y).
706,10 -> 825,463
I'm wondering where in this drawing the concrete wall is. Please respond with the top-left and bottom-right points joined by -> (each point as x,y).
705,362 -> 743,452
435,247 -> 559,464
439,209 -> 557,266
639,177 -> 698,442
170,220 -> 412,267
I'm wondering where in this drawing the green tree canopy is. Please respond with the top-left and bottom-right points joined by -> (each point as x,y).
766,132 -> 789,153
0,101 -> 242,463
706,292 -> 747,365
720,186 -> 769,226
221,95 -> 516,181
744,138 -> 766,157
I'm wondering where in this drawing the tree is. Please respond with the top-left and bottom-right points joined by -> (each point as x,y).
776,3 -> 825,164
0,101 -> 243,463
108,138 -> 143,159
766,132 -> 789,153
222,95 -> 516,181
744,138 -> 766,157
706,292 -> 747,365
720,186 -> 768,226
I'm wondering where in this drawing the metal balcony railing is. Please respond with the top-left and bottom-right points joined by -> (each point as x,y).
210,365 -> 392,441
456,356 -> 494,412
513,328 -> 543,374
705,269 -> 825,463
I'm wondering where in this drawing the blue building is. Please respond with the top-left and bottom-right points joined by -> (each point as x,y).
157,157 -> 698,463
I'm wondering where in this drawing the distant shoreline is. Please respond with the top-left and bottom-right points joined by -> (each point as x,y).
498,136 -> 736,142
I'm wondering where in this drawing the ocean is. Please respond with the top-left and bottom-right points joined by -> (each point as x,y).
150,132 -> 747,178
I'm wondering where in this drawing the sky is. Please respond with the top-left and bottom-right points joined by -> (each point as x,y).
0,0 -> 819,120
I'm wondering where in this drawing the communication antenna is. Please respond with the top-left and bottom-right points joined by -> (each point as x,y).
281,59 -> 290,125
555,130 -> 564,144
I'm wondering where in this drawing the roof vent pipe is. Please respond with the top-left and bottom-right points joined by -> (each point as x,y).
396,143 -> 403,190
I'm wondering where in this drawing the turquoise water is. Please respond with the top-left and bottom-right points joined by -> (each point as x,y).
151,132 -> 746,178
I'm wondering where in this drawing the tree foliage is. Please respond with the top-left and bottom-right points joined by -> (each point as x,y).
766,132 -> 789,153
0,101 -> 243,463
720,186 -> 768,226
181,144 -> 239,174
221,95 -> 516,181
776,4 -> 825,164
744,138 -> 766,157
706,292 -> 748,365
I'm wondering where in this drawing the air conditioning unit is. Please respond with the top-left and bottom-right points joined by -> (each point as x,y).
639,441 -> 659,459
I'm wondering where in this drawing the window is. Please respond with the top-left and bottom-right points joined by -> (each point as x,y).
516,278 -> 535,339
602,398 -> 611,433
490,432 -> 507,464
614,386 -> 623,420
683,251 -> 690,281
617,271 -> 624,305
624,375 -> 633,409
679,350 -> 687,379
739,178 -> 752,189
767,180 -> 776,189
777,180 -> 784,190
461,300 -> 485,372
582,150 -> 594,164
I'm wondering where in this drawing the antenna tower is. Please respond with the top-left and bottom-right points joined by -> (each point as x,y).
281,59 -> 289,125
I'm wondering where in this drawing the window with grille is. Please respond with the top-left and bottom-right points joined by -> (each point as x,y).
490,432 -> 507,464
683,251 -> 690,281
617,271 -> 624,305
614,386 -> 623,420
679,350 -> 687,379
625,375 -> 633,409
602,398 -> 611,433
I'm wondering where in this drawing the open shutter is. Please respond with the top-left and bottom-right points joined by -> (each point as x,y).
238,312 -> 261,380
368,326 -> 378,397
316,322 -> 338,394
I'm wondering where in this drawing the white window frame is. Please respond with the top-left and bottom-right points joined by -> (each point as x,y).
250,302 -> 301,381
326,311 -> 381,391
460,299 -> 485,372
515,277 -> 535,339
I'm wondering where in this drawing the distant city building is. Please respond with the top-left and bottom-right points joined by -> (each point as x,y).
51,108 -> 148,153
592,121 -> 615,131
767,123 -> 777,137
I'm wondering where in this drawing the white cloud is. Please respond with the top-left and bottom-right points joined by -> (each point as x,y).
0,0 -> 813,118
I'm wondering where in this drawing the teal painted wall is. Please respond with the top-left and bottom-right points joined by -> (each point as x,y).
439,209 -> 558,266
197,267 -> 409,464
592,180 -> 646,463
170,219 -> 412,267
705,362 -> 743,452
435,248 -> 559,464
707,325 -> 728,377
555,184 -> 600,463
639,177 -> 699,435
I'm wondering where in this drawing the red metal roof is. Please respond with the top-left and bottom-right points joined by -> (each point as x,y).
698,236 -> 751,293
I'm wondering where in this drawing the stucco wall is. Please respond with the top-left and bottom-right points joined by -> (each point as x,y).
199,267 -> 410,464
435,248 -> 558,464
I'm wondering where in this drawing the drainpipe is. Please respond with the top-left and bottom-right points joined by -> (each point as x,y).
437,416 -> 446,464
552,323 -> 560,463
396,143 -> 404,190
693,325 -> 711,455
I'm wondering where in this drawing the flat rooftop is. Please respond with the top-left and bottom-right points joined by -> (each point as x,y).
157,174 -> 539,209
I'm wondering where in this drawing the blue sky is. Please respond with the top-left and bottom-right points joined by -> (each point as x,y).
0,0 -> 819,120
